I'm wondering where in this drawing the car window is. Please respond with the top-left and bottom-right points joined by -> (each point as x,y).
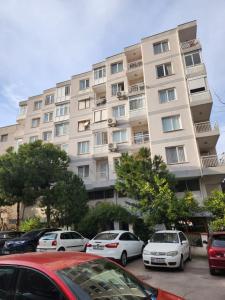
60,232 -> 72,240
119,233 -> 131,241
41,233 -> 57,240
94,233 -> 119,240
150,232 -> 179,243
70,232 -> 82,239
179,232 -> 187,242
212,234 -> 225,248
21,230 -> 42,239
128,233 -> 139,241
16,268 -> 63,300
0,267 -> 17,300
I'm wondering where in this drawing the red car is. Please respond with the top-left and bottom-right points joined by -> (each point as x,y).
207,232 -> 225,275
0,252 -> 184,300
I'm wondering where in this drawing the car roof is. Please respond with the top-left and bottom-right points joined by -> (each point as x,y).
42,230 -> 78,235
155,230 -> 180,233
0,252 -> 99,272
97,230 -> 130,234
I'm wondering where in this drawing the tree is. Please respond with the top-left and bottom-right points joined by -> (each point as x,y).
204,190 -> 225,231
52,171 -> 88,228
19,217 -> 42,232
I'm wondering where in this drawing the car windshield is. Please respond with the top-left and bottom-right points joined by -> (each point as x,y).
21,230 -> 42,239
57,258 -> 157,300
93,233 -> 119,240
41,233 -> 57,240
212,235 -> 225,248
150,232 -> 179,243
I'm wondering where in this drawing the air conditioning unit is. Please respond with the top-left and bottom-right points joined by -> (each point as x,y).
116,91 -> 127,100
108,117 -> 117,127
108,143 -> 117,152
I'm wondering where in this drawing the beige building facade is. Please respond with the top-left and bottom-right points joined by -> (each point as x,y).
0,20 -> 224,225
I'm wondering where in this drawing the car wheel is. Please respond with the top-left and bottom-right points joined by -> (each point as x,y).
121,251 -> 127,267
58,247 -> 65,251
179,255 -> 184,271
188,248 -> 192,261
210,268 -> 216,275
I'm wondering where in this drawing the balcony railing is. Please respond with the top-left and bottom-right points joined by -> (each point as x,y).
190,90 -> 212,104
96,171 -> 109,180
133,133 -> 149,144
127,59 -> 143,70
195,121 -> 218,134
128,82 -> 145,94
180,39 -> 199,49
201,155 -> 225,168
93,145 -> 108,154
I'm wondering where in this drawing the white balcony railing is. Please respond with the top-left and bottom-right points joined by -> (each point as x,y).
128,82 -> 145,94
180,39 -> 199,49
133,133 -> 149,144
190,90 -> 211,104
127,59 -> 143,70
195,121 -> 218,134
93,145 -> 108,154
96,171 -> 109,180
201,155 -> 225,168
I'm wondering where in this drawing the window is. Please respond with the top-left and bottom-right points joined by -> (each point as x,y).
16,268 -> 63,300
56,86 -> 70,100
95,132 -> 108,145
70,232 -> 82,239
78,165 -> 89,178
19,105 -> 27,116
162,115 -> 181,132
175,179 -> 200,192
94,67 -> 106,79
61,144 -> 69,153
43,131 -> 52,141
45,94 -> 54,105
31,118 -> 40,128
33,100 -> 42,110
129,95 -> 144,110
96,97 -> 106,107
78,141 -> 89,154
112,105 -> 125,118
0,267 -> 17,299
55,122 -> 69,136
88,189 -> 114,200
112,130 -> 127,143
78,120 -> 90,132
159,88 -> 176,103
78,98 -> 90,110
185,51 -> 201,67
29,136 -> 38,143
188,77 -> 206,94
43,112 -> 53,123
94,109 -> 107,122
133,131 -> 149,144
166,146 -> 186,164
156,62 -> 172,78
1,134 -> 8,142
179,232 -> 187,242
111,82 -> 124,96
56,104 -> 69,117
79,79 -> 89,90
111,61 -> 123,74
153,40 -> 169,54
65,85 -> 70,95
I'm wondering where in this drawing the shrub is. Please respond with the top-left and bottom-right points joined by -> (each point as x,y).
19,217 -> 43,232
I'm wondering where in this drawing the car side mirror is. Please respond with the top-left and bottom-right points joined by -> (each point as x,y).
181,240 -> 188,245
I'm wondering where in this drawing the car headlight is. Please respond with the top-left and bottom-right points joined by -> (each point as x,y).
143,250 -> 151,255
167,251 -> 178,257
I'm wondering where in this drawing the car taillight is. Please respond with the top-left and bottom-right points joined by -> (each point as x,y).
86,243 -> 92,247
52,240 -> 57,246
209,248 -> 216,257
105,242 -> 119,248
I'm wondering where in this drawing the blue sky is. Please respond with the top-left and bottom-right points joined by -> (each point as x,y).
0,0 -> 225,153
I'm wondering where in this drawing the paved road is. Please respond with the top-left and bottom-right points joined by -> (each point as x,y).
126,257 -> 225,300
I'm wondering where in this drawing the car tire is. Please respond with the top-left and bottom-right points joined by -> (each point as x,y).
179,255 -> 184,271
210,268 -> 216,275
121,251 -> 127,267
187,248 -> 192,261
58,247 -> 65,251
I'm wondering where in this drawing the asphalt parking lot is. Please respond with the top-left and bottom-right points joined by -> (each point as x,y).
126,256 -> 225,300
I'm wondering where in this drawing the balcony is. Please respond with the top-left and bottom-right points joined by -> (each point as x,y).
195,121 -> 219,135
185,63 -> 206,78
180,39 -> 201,53
96,171 -> 109,181
128,82 -> 145,95
127,59 -> 143,71
127,59 -> 143,81
201,155 -> 225,176
91,121 -> 108,131
195,121 -> 219,150
133,132 -> 149,144
190,91 -> 212,123
93,145 -> 109,156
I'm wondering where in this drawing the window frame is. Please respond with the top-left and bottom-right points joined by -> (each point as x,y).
78,165 -> 89,178
129,95 -> 144,111
29,136 -> 39,143
55,122 -> 69,137
94,109 -> 107,123
184,51 -> 201,67
42,131 -> 52,141
153,40 -> 169,54
78,120 -> 90,132
31,118 -> 40,128
43,111 -> 53,123
79,79 -> 90,91
156,62 -> 173,78
94,131 -> 108,146
112,105 -> 125,118
158,87 -> 176,104
112,129 -> 128,144
111,82 -> 124,96
94,66 -> 106,80
45,94 -> 54,105
1,134 -> 8,142
111,61 -> 123,74
78,98 -> 90,110
162,115 -> 182,132
55,104 -> 69,117
78,141 -> 90,155
33,100 -> 42,111
165,145 -> 186,165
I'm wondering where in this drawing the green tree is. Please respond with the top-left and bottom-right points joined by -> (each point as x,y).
52,171 -> 88,228
19,217 -> 43,232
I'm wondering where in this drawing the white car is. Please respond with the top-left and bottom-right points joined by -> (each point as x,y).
36,230 -> 89,252
86,230 -> 145,266
143,230 -> 191,270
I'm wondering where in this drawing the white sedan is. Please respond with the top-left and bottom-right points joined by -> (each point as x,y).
36,230 -> 89,252
143,230 -> 191,270
86,230 -> 145,266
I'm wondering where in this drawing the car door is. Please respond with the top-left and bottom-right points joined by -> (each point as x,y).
0,266 -> 18,300
70,232 -> 85,252
128,233 -> 143,255
60,232 -> 71,250
119,233 -> 136,257
179,232 -> 189,259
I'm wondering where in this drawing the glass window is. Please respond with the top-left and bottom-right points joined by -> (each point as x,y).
16,268 -> 63,300
129,95 -> 144,110
150,232 -> 179,243
79,79 -> 89,90
78,120 -> 90,132
70,232 -> 82,239
111,82 -> 124,96
60,144 -> 69,153
112,105 -> 125,118
55,122 -> 69,136
112,130 -> 127,143
41,233 -> 57,240
94,233 -> 119,240
31,118 -> 40,128
78,98 -> 90,110
95,132 -> 108,145
162,115 -> 181,132
185,51 -> 201,67
78,141 -> 90,154
78,165 -> 89,178
45,94 -> 54,105
43,131 -> 52,141
56,104 -> 69,117
94,67 -> 106,79
156,63 -> 172,78
179,232 -> 187,242
60,232 -> 71,240
211,234 -> 225,248
111,61 -> 123,74
159,88 -> 176,103
0,134 -> 8,142
19,105 -> 27,116
153,40 -> 169,54
33,100 -> 42,110
65,85 -> 70,96
43,112 -> 53,123
94,109 -> 107,122
0,267 -> 17,299
29,136 -> 38,143
166,146 -> 186,164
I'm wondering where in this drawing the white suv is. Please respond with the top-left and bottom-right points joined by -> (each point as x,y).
37,230 -> 89,252
143,230 -> 191,270
86,230 -> 145,266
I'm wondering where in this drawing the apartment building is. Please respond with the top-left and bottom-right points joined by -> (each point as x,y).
0,20 -> 225,224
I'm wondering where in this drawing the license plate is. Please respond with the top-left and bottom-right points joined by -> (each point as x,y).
93,245 -> 104,250
151,257 -> 165,263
